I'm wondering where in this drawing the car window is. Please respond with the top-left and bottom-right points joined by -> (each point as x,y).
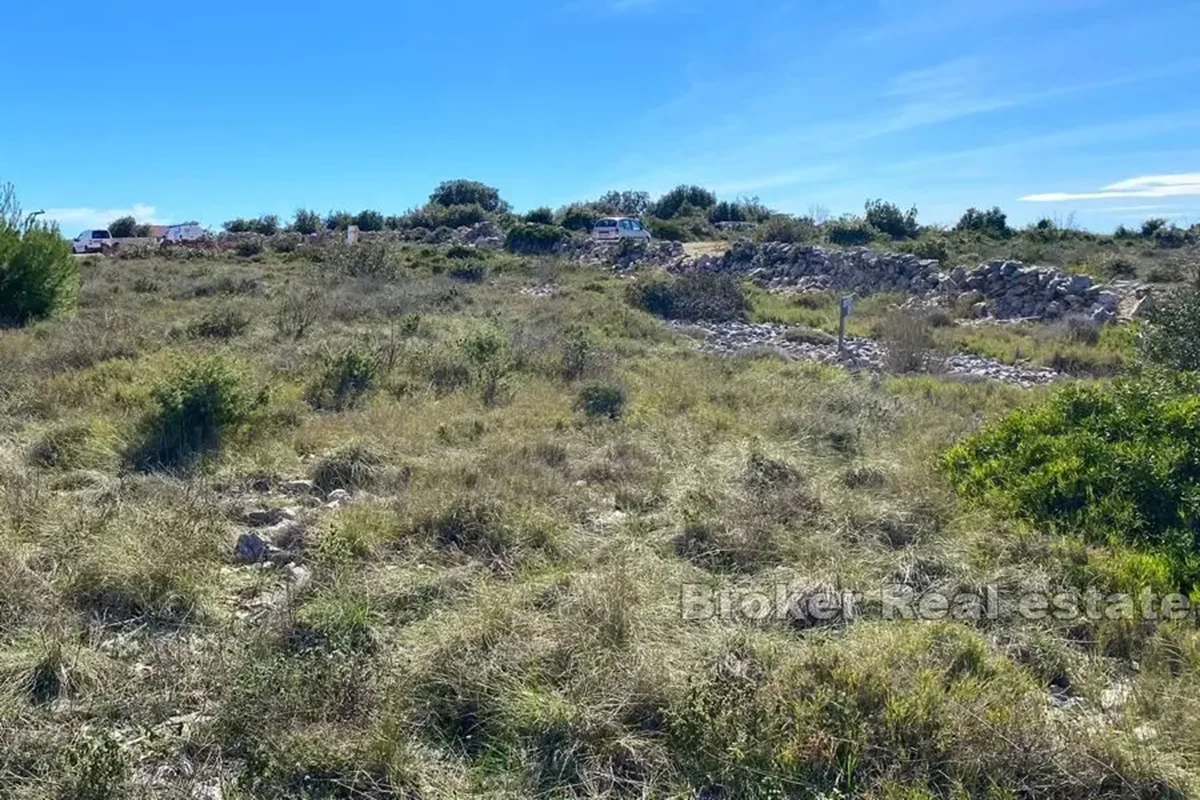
594,220 -> 616,228
630,220 -> 642,231
94,230 -> 110,239
619,219 -> 631,230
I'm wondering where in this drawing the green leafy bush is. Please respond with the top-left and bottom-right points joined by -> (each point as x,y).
646,218 -> 691,242
312,442 -> 383,494
132,356 -> 261,469
899,234 -> 949,263
234,239 -> 263,258
955,206 -> 1009,237
558,203 -> 601,232
447,262 -> 486,282
223,215 -> 279,235
0,185 -> 78,327
353,209 -> 386,232
758,215 -> 817,243
504,223 -> 566,254
429,179 -> 509,213
292,208 -> 322,235
864,198 -> 919,239
522,207 -> 555,225
825,215 -> 875,247
107,216 -> 139,238
306,346 -> 381,411
626,272 -> 748,322
942,372 -> 1200,586
186,306 -> 251,339
650,185 -> 717,219
1141,284 -> 1200,371
575,383 -> 626,420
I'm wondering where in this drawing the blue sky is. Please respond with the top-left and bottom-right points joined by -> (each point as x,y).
5,0 -> 1200,233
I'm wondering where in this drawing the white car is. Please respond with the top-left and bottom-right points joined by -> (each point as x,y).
163,223 -> 205,242
71,229 -> 115,253
591,216 -> 651,242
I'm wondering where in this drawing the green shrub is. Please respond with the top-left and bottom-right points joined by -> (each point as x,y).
1141,284 -> 1200,370
626,272 -> 748,322
187,306 -> 251,339
864,198 -> 919,239
558,203 -> 601,232
758,215 -> 817,243
107,216 -> 139,238
646,218 -> 691,242
522,207 -> 555,225
132,356 -> 261,469
429,179 -> 508,213
447,262 -> 486,282
955,206 -> 1009,237
942,372 -> 1200,586
324,210 -> 353,231
576,383 -> 627,419
899,234 -> 949,263
306,346 -> 381,411
223,215 -> 278,236
234,239 -> 263,258
312,442 -> 383,494
1141,218 -> 1167,237
353,209 -> 386,232
650,185 -> 717,219
292,208 -> 322,235
825,215 -> 875,247
397,203 -> 488,230
504,223 -> 566,254
0,186 -> 78,326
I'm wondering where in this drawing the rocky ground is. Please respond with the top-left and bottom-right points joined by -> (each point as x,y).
675,320 -> 1061,387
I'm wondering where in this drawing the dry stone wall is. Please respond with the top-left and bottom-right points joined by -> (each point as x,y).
674,241 -> 1137,323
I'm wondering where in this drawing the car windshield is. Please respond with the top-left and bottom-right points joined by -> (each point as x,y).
594,220 -> 617,228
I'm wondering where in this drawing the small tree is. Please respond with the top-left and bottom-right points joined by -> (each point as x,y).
108,215 -> 139,238
650,185 -> 717,219
1141,282 -> 1200,371
1142,218 -> 1167,237
596,190 -> 650,216
429,180 -> 509,213
292,209 -> 322,235
354,209 -> 386,232
955,206 -> 1008,237
864,199 -> 918,239
0,183 -> 78,327
523,207 -> 555,225
324,210 -> 353,231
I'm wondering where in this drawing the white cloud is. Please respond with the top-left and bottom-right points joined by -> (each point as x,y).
1020,173 -> 1200,202
41,203 -> 165,233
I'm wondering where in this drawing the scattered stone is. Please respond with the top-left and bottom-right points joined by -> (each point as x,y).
233,532 -> 273,564
281,479 -> 319,497
324,489 -> 352,510
244,507 -> 298,527
676,320 -> 1060,387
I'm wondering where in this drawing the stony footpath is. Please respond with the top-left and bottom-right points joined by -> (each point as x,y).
677,320 -> 1060,387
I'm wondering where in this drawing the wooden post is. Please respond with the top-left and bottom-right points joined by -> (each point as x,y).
838,295 -> 852,356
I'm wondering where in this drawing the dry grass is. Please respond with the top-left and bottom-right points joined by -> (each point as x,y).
0,244 -> 1194,798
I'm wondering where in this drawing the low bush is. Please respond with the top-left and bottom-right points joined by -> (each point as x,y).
942,371 -> 1200,587
878,310 -> 936,373
131,356 -> 261,469
1140,283 -> 1200,371
504,223 -> 566,254
187,306 -> 251,339
234,239 -> 264,258
575,383 -> 626,420
0,186 -> 78,326
899,234 -> 949,263
312,442 -> 383,494
825,215 -> 875,247
447,262 -> 486,282
650,185 -> 717,219
864,198 -> 919,239
626,272 -> 749,322
522,207 -> 555,225
306,346 -> 381,411
758,215 -> 818,243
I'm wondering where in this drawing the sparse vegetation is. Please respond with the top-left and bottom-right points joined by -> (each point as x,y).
3,180 -> 1200,797
0,183 -> 78,327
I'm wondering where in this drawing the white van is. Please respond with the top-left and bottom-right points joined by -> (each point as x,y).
591,216 -> 651,242
164,223 -> 205,242
71,229 -> 114,253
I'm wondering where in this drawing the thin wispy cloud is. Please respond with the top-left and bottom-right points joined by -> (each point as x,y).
1021,173 -> 1200,202
42,203 -> 165,232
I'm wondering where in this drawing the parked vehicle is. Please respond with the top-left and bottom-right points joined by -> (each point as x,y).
163,222 -> 205,242
71,229 -> 115,253
591,216 -> 651,242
